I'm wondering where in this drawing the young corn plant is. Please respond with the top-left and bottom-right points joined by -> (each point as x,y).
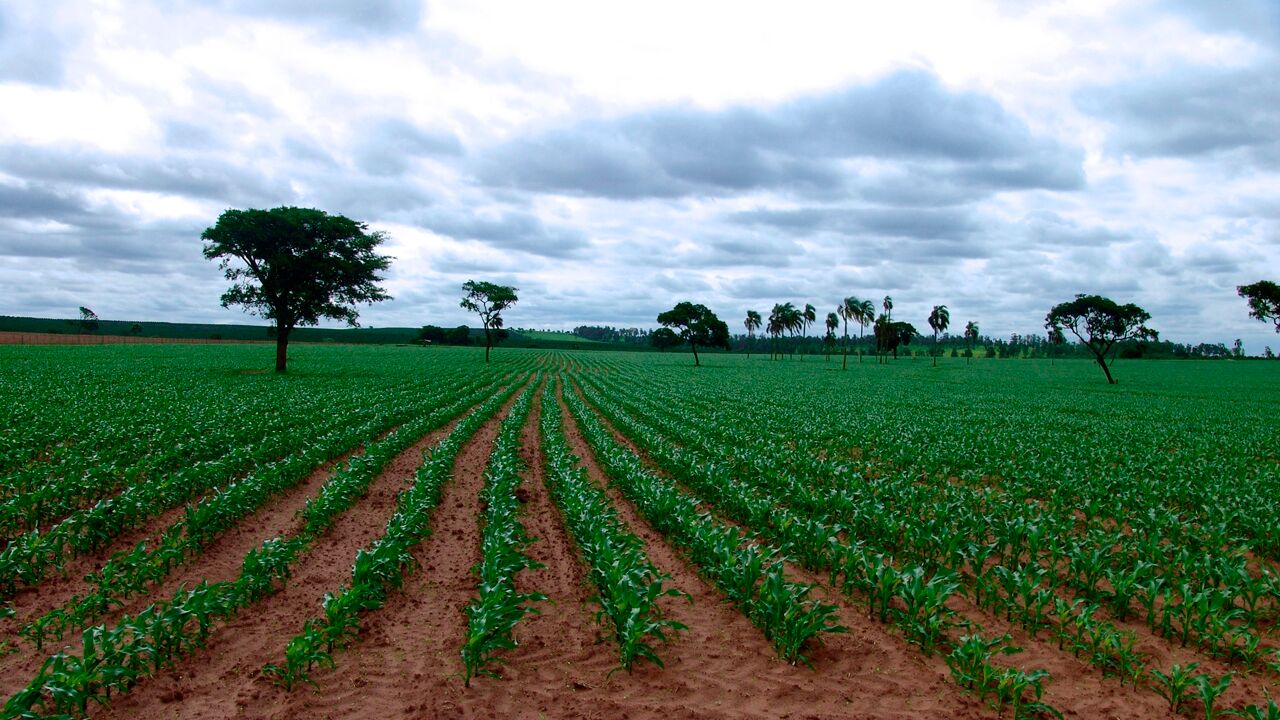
538,381 -> 687,673
1149,662 -> 1200,714
461,386 -> 546,687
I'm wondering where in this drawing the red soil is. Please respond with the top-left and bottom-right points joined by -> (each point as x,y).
74,409 -> 488,719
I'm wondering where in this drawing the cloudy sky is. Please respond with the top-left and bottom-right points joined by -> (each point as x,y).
1,0 -> 1277,350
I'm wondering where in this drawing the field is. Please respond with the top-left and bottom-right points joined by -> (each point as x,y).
0,344 -> 1277,719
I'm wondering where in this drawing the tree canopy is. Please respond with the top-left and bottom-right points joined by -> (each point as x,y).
201,206 -> 391,372
656,301 -> 730,366
650,327 -> 681,351
1238,281 -> 1280,333
1045,294 -> 1157,384
927,304 -> 950,366
76,306 -> 98,335
460,280 -> 518,362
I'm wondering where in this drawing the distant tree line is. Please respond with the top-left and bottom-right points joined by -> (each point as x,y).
572,325 -> 653,344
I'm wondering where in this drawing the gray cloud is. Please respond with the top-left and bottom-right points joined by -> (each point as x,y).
729,205 -> 978,242
352,118 -> 463,176
476,70 -> 1084,201
1022,212 -> 1137,249
0,145 -> 293,205
1076,62 -> 1280,166
417,208 -> 591,259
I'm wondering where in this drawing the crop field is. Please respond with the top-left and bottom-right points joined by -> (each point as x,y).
0,343 -> 1277,719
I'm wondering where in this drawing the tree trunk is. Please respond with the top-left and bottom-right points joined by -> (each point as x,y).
1096,355 -> 1115,384
691,343 -> 700,367
275,325 -> 290,373
841,321 -> 848,371
484,327 -> 491,363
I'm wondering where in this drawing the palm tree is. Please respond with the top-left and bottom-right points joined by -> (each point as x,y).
768,303 -> 794,360
855,299 -> 875,363
798,303 -> 816,359
824,312 -> 839,361
744,310 -> 762,359
838,296 -> 857,370
964,320 -> 979,365
928,304 -> 950,367
1046,323 -> 1064,366
881,296 -> 894,363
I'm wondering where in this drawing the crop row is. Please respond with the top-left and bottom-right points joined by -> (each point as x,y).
461,382 -> 543,686
3,375 -> 524,717
572,358 -> 1280,715
264,380 -> 522,690
15,373 -> 499,651
0,371 -> 477,602
562,382 -> 846,666
537,377 -> 687,671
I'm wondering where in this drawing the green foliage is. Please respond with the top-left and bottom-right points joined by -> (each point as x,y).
1045,294 -> 1157,382
201,206 -> 392,371
656,302 -> 731,365
460,280 -> 518,362
538,379 -> 687,672
1238,280 -> 1280,333
461,385 -> 545,686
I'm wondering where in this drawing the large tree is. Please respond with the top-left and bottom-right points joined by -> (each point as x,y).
744,309 -> 762,358
927,304 -> 950,367
1238,281 -> 1280,333
657,302 -> 731,366
202,206 -> 391,373
460,280 -> 518,363
1045,294 -> 1157,384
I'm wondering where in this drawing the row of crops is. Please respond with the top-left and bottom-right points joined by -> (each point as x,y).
0,344 -> 1275,718
563,351 -> 1280,717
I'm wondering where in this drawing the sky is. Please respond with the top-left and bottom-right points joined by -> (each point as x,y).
0,0 -> 1277,352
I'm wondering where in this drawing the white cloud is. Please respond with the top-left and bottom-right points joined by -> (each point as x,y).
0,0 -> 1277,351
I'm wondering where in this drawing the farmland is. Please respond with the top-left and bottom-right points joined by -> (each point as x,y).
0,343 -> 1277,719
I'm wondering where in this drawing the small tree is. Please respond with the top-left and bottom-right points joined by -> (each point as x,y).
202,206 -> 391,372
651,327 -> 681,352
875,316 -> 917,360
1046,323 -> 1065,366
927,304 -> 950,367
880,296 -> 894,363
129,322 -> 142,336
1233,338 -> 1244,358
460,280 -> 518,363
1238,281 -> 1280,333
744,310 -> 762,359
963,321 -> 979,365
1045,294 -> 1157,384
768,302 -> 798,361
76,307 -> 99,334
656,302 -> 731,367
824,312 -> 839,360
800,303 -> 817,359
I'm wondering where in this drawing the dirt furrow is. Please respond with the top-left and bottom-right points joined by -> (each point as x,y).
85,414 -> 473,719
552,380 -> 989,720
244,388 -> 525,720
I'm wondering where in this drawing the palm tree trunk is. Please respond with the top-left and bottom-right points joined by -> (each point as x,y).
841,319 -> 848,370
